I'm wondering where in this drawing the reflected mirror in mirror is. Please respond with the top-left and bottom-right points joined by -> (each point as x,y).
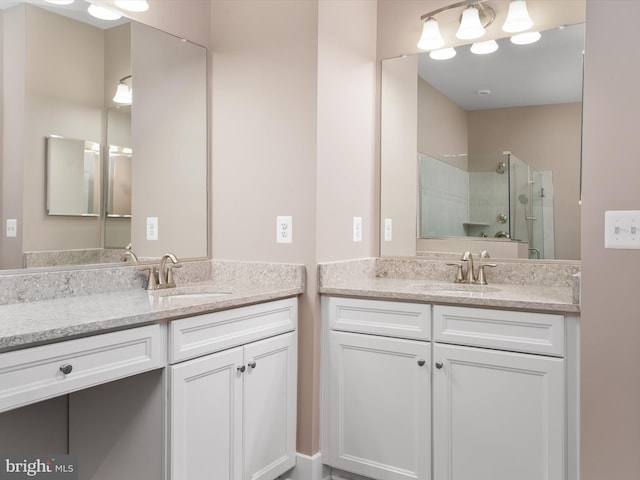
46,137 -> 101,217
381,22 -> 584,261
0,2 -> 207,270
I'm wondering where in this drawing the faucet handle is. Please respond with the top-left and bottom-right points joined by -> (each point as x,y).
476,263 -> 497,285
139,265 -> 159,290
166,262 -> 183,287
446,262 -> 465,284
480,250 -> 491,259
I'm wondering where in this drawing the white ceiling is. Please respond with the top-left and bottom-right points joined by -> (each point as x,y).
418,22 -> 585,111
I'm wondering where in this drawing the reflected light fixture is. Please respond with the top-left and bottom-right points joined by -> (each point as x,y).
456,5 -> 486,40
429,47 -> 457,60
45,0 -> 75,5
88,3 -> 122,21
113,75 -> 132,104
114,0 -> 150,12
470,39 -> 498,54
417,18 -> 445,51
502,0 -> 534,33
510,31 -> 541,45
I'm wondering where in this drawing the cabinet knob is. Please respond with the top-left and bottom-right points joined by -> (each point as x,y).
417,359 -> 426,367
248,361 -> 257,369
237,365 -> 246,373
59,364 -> 73,375
435,361 -> 444,370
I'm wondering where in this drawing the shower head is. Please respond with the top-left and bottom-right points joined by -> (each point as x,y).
518,194 -> 528,205
496,162 -> 506,174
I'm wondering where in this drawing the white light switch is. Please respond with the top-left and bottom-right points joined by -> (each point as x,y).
384,218 -> 392,241
146,217 -> 158,241
6,219 -> 17,238
276,216 -> 292,244
353,216 -> 362,242
604,210 -> 640,249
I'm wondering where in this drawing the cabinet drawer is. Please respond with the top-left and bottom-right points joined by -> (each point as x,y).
169,297 -> 297,363
433,305 -> 564,356
0,324 -> 163,413
327,296 -> 431,340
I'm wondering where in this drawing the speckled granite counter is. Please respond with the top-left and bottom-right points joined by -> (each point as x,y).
318,257 -> 580,314
0,260 -> 305,352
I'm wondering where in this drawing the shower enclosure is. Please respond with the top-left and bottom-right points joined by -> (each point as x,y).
418,152 -> 555,259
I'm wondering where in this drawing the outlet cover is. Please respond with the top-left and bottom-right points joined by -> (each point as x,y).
353,216 -> 362,242
384,218 -> 392,241
276,216 -> 292,244
146,217 -> 159,241
6,219 -> 17,238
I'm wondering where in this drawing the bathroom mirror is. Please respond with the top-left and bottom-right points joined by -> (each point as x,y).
46,137 -> 101,217
381,23 -> 584,261
0,2 -> 207,269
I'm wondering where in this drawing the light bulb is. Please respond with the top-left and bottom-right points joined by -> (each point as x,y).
45,0 -> 75,5
470,39 -> 499,55
456,6 -> 485,40
502,0 -> 534,33
510,31 -> 541,45
429,47 -> 456,60
88,4 -> 122,21
417,18 -> 445,51
114,0 -> 150,12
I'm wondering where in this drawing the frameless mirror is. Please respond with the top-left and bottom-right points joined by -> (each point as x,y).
0,2 -> 207,270
46,137 -> 101,217
381,23 -> 584,261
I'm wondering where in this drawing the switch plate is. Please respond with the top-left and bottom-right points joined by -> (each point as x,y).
146,217 -> 158,241
604,210 -> 640,249
276,216 -> 292,244
384,218 -> 392,241
353,216 -> 362,242
6,219 -> 17,238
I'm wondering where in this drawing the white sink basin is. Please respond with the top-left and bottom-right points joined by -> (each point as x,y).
150,286 -> 234,302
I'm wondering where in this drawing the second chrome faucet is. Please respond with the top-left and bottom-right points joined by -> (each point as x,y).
142,253 -> 182,290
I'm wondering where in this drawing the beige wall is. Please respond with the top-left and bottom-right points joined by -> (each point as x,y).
468,103 -> 582,260
581,0 -> 640,477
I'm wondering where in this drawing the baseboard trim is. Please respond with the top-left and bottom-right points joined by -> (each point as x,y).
280,452 -> 330,480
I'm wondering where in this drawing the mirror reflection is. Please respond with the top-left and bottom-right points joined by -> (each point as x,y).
381,23 -> 584,261
46,137 -> 101,217
0,2 -> 207,270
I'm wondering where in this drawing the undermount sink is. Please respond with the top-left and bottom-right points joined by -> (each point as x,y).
151,286 -> 234,301
161,291 -> 234,299
412,283 -> 501,296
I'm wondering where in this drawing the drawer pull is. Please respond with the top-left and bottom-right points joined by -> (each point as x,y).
59,364 -> 73,375
435,361 -> 444,370
417,359 -> 426,367
237,365 -> 246,373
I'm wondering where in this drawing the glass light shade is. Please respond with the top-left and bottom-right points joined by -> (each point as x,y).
45,0 -> 75,4
113,83 -> 132,104
114,0 -> 150,12
470,39 -> 499,55
429,47 -> 456,60
417,18 -> 445,51
456,6 -> 485,40
510,31 -> 541,45
88,4 -> 122,21
502,0 -> 534,33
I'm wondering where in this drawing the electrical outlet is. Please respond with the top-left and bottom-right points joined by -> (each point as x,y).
353,216 -> 362,242
604,210 -> 640,249
276,216 -> 292,244
384,218 -> 392,241
146,217 -> 159,241
6,219 -> 17,238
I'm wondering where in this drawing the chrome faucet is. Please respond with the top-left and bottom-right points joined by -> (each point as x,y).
121,250 -> 139,263
461,251 -> 475,283
158,253 -> 182,288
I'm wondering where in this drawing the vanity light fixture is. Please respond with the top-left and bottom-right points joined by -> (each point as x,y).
87,3 -> 122,21
417,18 -> 445,51
45,0 -> 75,5
114,0 -> 150,12
456,5 -> 487,40
113,75 -> 132,104
510,31 -> 541,45
430,47 -> 457,60
502,0 -> 534,33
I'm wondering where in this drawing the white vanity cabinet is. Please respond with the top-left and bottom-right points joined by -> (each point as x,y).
169,297 -> 298,480
322,297 -> 578,480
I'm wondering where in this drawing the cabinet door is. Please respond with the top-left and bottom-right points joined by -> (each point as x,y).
433,343 -> 565,480
170,347 -> 244,480
328,331 -> 431,480
243,332 -> 297,480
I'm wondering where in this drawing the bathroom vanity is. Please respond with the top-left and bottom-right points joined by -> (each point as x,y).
319,258 -> 580,480
0,260 -> 304,480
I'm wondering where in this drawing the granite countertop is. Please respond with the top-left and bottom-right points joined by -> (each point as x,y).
318,257 -> 580,314
0,260 -> 305,352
